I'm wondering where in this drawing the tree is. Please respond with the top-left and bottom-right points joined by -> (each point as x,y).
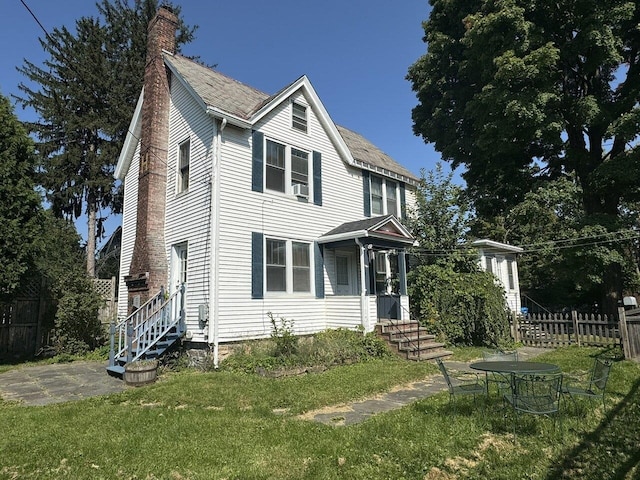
407,162 -> 473,270
408,0 -> 640,310
0,93 -> 43,295
406,164 -> 511,346
16,0 -> 195,277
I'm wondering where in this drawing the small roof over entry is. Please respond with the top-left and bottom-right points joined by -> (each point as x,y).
318,215 -> 415,249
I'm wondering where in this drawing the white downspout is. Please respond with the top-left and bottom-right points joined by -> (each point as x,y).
355,239 -> 369,332
210,117 -> 227,367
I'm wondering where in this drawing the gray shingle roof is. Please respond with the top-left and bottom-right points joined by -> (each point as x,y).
322,215 -> 396,237
165,53 -> 417,182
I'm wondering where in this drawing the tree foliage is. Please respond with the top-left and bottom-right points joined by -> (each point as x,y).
407,164 -> 511,346
16,0 -> 195,276
408,0 -> 640,309
408,264 -> 511,347
0,93 -> 43,295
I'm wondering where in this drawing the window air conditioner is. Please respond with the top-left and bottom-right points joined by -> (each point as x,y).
292,183 -> 309,198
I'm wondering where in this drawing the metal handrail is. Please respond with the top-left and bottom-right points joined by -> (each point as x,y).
109,284 -> 185,367
381,301 -> 428,359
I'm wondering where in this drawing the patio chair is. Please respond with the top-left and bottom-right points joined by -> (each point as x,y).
562,357 -> 612,411
504,372 -> 563,438
482,350 -> 518,395
436,358 -> 487,411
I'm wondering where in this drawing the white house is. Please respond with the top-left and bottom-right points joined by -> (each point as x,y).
473,239 -> 523,314
112,7 -> 419,368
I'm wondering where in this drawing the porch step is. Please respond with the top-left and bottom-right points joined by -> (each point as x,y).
106,365 -> 125,377
376,319 -> 452,362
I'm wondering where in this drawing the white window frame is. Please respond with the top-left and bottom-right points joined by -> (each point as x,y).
291,101 -> 308,133
264,138 -> 311,198
370,174 -> 400,217
177,138 -> 190,194
264,237 -> 313,295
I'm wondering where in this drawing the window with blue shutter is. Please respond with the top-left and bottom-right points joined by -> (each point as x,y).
313,151 -> 322,206
252,131 -> 264,192
314,242 -> 324,298
251,232 -> 264,299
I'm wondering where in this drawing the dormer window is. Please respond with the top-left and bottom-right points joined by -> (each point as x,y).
292,102 -> 307,132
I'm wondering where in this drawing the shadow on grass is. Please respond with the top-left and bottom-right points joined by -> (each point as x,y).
547,376 -> 640,480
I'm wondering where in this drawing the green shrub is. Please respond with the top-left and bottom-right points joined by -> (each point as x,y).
409,264 -> 511,347
219,327 -> 392,374
269,312 -> 298,357
50,273 -> 106,355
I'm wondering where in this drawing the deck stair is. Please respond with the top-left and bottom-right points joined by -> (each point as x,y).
106,285 -> 186,377
376,319 -> 452,361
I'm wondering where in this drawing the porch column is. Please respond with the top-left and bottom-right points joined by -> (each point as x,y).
398,250 -> 408,295
357,240 -> 371,331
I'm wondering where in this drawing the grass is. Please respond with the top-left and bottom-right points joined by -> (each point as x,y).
1,345 -> 639,479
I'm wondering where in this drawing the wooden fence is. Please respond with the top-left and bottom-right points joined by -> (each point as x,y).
0,279 -> 50,360
0,277 -> 117,360
94,277 -> 117,325
511,311 -> 621,348
618,307 -> 640,360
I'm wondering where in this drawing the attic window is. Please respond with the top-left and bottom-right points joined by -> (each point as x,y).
178,139 -> 190,194
292,102 -> 307,132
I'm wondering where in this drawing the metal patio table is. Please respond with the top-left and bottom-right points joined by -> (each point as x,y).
470,361 -> 561,376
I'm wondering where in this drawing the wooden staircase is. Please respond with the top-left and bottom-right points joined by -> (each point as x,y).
106,285 -> 186,377
376,319 -> 452,361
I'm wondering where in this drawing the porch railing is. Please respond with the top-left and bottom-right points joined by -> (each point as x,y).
108,284 -> 185,367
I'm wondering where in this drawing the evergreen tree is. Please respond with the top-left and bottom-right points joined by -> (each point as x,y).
16,1 -> 195,277
0,93 -> 43,295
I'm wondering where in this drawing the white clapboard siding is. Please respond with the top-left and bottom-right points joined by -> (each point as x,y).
116,142 -> 140,320
326,297 -> 362,329
164,79 -> 216,341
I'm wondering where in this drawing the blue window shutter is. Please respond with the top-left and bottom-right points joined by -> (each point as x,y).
314,242 -> 324,298
251,232 -> 264,299
313,151 -> 322,206
362,170 -> 371,217
399,182 -> 406,219
252,131 -> 264,192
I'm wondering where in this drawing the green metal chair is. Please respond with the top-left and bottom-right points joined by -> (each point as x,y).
436,358 -> 487,410
482,350 -> 518,395
562,357 -> 613,411
503,372 -> 563,437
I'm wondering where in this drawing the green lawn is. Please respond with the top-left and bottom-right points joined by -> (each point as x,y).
1,346 -> 639,479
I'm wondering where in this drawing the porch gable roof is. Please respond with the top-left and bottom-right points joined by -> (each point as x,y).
318,215 -> 415,247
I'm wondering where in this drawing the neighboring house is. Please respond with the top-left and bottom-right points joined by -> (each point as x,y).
114,7 -> 419,367
473,239 -> 523,314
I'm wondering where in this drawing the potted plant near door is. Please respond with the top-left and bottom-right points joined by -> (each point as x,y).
124,359 -> 159,386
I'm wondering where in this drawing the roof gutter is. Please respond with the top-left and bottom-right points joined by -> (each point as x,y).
206,107 -> 252,129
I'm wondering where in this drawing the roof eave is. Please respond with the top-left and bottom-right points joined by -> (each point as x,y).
114,88 -> 144,180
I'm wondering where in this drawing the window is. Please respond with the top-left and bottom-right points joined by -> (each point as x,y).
178,139 -> 190,193
266,239 -> 286,292
264,138 -> 311,197
369,174 -> 400,217
265,238 -> 311,293
292,102 -> 307,132
266,140 -> 286,192
386,180 -> 397,216
291,148 -> 309,192
292,242 -> 310,292
336,256 -> 349,286
485,255 -> 494,274
507,259 -> 515,290
371,176 -> 383,215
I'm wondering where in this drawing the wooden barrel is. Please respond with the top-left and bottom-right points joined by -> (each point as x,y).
124,360 -> 158,386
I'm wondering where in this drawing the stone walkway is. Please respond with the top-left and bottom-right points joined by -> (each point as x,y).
0,361 -> 125,406
0,348 -> 547,422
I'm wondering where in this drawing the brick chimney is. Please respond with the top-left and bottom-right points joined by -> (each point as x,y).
125,6 -> 178,310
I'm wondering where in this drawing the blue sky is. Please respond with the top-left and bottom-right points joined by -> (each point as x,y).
1,0 -> 443,248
